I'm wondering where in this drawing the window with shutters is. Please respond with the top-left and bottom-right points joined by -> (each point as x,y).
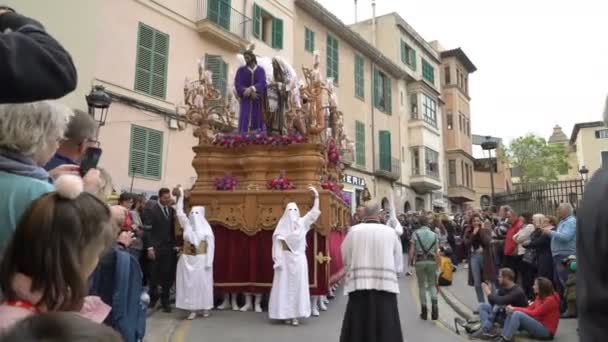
444,66 -> 451,85
448,160 -> 456,186
305,27 -> 315,53
400,40 -> 416,70
411,147 -> 421,175
354,54 -> 364,99
596,129 -> 608,139
422,94 -> 437,127
253,4 -> 283,49
410,94 -> 418,119
602,151 -> 608,169
134,23 -> 169,99
204,54 -> 228,107
379,131 -> 392,172
327,34 -> 339,83
207,0 -> 231,30
129,125 -> 163,180
421,58 -> 435,84
355,120 -> 365,166
425,147 -> 439,178
373,67 -> 392,114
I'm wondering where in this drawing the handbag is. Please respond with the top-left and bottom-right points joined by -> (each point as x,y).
522,247 -> 537,265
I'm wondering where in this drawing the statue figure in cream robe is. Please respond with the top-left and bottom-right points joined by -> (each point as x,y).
174,187 -> 215,320
268,187 -> 321,326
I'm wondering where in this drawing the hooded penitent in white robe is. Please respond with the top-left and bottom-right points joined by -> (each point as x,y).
268,192 -> 321,320
174,188 -> 215,311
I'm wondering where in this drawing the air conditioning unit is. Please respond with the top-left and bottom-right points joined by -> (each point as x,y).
169,119 -> 178,130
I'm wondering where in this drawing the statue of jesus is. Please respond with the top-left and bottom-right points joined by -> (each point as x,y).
235,46 -> 267,132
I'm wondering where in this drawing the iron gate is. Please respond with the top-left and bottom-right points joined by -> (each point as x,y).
493,180 -> 585,216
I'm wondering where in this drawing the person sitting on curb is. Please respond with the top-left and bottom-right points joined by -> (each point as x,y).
471,268 -> 528,340
495,277 -> 560,342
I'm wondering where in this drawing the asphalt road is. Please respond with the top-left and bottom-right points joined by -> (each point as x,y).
170,275 -> 464,342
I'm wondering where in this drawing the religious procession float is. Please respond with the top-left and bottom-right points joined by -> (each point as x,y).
181,45 -> 353,297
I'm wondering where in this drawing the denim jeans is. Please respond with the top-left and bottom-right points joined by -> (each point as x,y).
470,252 -> 485,303
478,303 -> 494,332
553,254 -> 570,312
502,311 -> 552,340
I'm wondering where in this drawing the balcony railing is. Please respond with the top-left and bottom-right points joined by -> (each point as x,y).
374,157 -> 401,181
411,166 -> 440,179
410,112 -> 438,129
196,0 -> 252,42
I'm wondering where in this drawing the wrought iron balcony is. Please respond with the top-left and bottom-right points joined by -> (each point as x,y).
374,157 -> 401,181
196,0 -> 252,50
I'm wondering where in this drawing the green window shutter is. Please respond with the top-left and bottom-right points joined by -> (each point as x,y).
135,23 -> 169,99
379,130 -> 391,171
355,121 -> 365,166
129,125 -> 163,179
208,0 -> 230,29
253,4 -> 261,38
271,17 -> 283,49
410,49 -> 417,70
205,55 -> 227,106
355,54 -> 364,99
373,66 -> 380,108
385,77 -> 392,114
135,24 -> 154,95
305,28 -> 315,52
400,40 -> 406,64
422,59 -> 434,83
326,35 -> 339,83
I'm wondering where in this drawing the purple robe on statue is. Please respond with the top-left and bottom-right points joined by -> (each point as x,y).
235,65 -> 267,132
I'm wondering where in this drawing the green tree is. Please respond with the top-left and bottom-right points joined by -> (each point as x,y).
507,134 -> 569,183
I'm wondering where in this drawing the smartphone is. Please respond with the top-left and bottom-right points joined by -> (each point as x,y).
80,147 -> 102,176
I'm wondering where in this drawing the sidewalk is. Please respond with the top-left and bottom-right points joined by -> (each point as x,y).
439,266 -> 578,341
144,309 -> 183,342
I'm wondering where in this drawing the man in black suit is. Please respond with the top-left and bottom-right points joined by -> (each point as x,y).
142,187 -> 177,313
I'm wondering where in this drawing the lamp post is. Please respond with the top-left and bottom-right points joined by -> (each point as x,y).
579,165 -> 589,183
86,85 -> 112,136
481,136 -> 498,206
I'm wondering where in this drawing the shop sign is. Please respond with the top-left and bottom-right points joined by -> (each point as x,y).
342,174 -> 366,187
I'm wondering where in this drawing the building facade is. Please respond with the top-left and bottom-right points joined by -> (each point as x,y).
570,121 -> 608,178
433,43 -> 477,213
11,0 -> 295,196
351,12 -> 446,212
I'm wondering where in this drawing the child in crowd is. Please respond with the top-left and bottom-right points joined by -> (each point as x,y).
0,175 -> 113,331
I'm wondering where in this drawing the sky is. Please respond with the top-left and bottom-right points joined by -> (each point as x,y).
317,0 -> 608,146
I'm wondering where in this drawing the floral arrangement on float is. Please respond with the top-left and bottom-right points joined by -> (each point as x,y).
321,176 -> 350,205
267,170 -> 295,190
214,172 -> 238,190
326,139 -> 341,165
213,130 -> 306,148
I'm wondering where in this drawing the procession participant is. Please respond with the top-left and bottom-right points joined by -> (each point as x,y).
235,45 -> 267,133
340,202 -> 404,342
268,187 -> 321,326
173,187 -> 214,320
410,213 -> 440,321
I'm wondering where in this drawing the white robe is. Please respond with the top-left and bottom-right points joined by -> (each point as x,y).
268,204 -> 320,320
174,192 -> 215,311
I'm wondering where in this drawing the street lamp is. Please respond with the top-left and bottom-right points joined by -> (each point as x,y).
86,85 -> 112,127
579,165 -> 589,182
481,136 -> 498,206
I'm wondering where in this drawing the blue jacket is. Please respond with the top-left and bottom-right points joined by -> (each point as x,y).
0,171 -> 54,250
551,215 -> 576,256
91,247 -> 146,342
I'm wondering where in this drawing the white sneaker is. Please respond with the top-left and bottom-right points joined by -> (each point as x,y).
312,306 -> 320,317
202,310 -> 210,318
319,299 -> 328,311
291,318 -> 299,326
186,312 -> 196,320
217,299 -> 230,310
254,304 -> 263,313
284,319 -> 292,325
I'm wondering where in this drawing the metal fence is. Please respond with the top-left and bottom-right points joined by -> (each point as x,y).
493,179 -> 585,216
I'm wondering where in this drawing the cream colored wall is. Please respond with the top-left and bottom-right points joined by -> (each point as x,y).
6,0 -> 101,112
578,126 -> 608,176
